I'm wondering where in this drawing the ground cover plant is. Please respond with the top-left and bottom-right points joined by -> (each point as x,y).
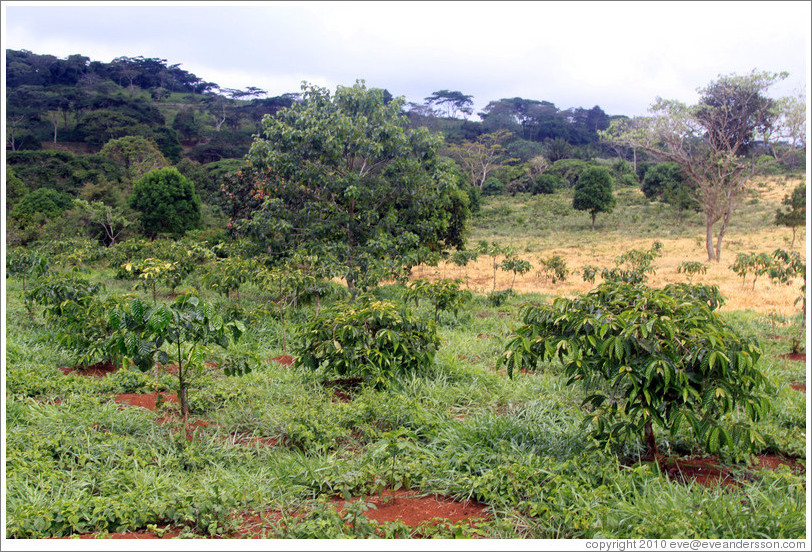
4,169 -> 806,541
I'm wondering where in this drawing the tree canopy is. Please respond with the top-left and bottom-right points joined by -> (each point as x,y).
242,81 -> 469,295
573,166 -> 616,230
602,70 -> 806,261
129,167 -> 201,238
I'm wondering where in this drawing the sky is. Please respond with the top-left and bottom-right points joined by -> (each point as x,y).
2,0 -> 810,118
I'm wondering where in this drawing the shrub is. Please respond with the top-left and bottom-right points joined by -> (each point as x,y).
677,261 -> 708,282
481,176 -> 505,196
295,297 -> 439,387
531,173 -> 559,195
538,255 -> 569,284
10,188 -> 74,224
129,167 -> 201,238
499,282 -> 768,459
404,278 -> 472,323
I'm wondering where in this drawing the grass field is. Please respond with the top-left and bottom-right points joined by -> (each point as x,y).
3,174 -> 808,541
426,176 -> 807,317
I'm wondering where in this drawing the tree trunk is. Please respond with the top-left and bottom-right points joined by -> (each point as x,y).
714,209 -> 732,262
705,217 -> 716,262
644,419 -> 660,462
591,213 -> 596,231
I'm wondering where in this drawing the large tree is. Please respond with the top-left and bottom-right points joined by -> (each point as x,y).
129,167 -> 201,238
603,70 -> 806,262
573,166 -> 616,230
775,182 -> 806,248
424,90 -> 474,119
446,129 -> 517,189
243,81 -> 469,296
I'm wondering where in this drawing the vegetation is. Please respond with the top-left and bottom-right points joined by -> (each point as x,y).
499,282 -> 768,460
129,167 -> 202,238
4,50 -> 807,541
572,166 -> 616,230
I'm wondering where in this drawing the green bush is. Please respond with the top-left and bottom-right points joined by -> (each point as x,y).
531,173 -> 560,195
10,188 -> 74,223
295,297 -> 439,387
481,176 -> 505,196
129,167 -> 202,238
499,282 -> 768,459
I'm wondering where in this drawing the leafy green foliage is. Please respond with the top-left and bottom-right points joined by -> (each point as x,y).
677,261 -> 708,281
730,252 -> 774,290
603,241 -> 663,284
295,297 -> 439,387
10,187 -> 74,224
404,278 -> 472,323
538,254 -> 569,284
109,293 -> 246,418
26,274 -> 115,366
500,251 -> 533,290
572,166 -> 616,229
531,173 -> 560,195
129,167 -> 201,238
499,282 -> 769,458
6,247 -> 51,318
244,81 -> 468,295
774,182 -> 806,248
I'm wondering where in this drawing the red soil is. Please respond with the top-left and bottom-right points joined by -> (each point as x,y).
332,489 -> 491,527
661,453 -> 805,488
753,454 -> 805,473
323,377 -> 364,402
662,456 -> 738,487
272,355 -> 295,366
780,352 -> 806,362
228,489 -> 490,538
790,383 -> 806,393
52,526 -> 184,539
61,361 -> 118,377
114,392 -> 180,410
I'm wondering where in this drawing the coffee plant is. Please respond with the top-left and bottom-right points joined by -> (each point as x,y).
295,297 -> 439,387
499,282 -> 768,459
677,261 -> 708,282
538,254 -> 569,284
404,278 -> 472,323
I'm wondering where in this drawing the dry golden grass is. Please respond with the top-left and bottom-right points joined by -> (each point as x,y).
413,177 -> 807,317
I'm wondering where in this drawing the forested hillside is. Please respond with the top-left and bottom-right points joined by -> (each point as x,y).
5,49 -> 804,253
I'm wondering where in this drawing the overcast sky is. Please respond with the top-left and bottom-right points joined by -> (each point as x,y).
2,1 -> 810,118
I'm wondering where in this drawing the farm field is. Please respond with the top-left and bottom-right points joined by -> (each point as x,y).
3,175 -> 808,541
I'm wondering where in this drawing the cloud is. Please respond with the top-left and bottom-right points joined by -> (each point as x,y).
3,1 -> 808,117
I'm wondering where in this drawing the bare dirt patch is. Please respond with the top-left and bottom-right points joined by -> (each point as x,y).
662,457 -> 738,487
51,526 -> 184,539
332,489 -> 490,528
272,355 -> 295,366
790,383 -> 806,393
780,352 -> 806,363
114,392 -> 180,410
753,454 -> 805,473
61,361 -> 118,377
323,377 -> 364,402
659,452 -> 805,488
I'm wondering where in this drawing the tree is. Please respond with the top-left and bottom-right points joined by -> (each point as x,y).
446,129 -> 517,190
641,162 -> 698,222
775,182 -> 806,248
603,70 -> 806,262
573,166 -> 616,230
499,282 -> 768,460
73,198 -> 131,246
244,81 -> 469,296
99,135 -> 169,182
424,90 -> 474,119
129,167 -> 201,238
